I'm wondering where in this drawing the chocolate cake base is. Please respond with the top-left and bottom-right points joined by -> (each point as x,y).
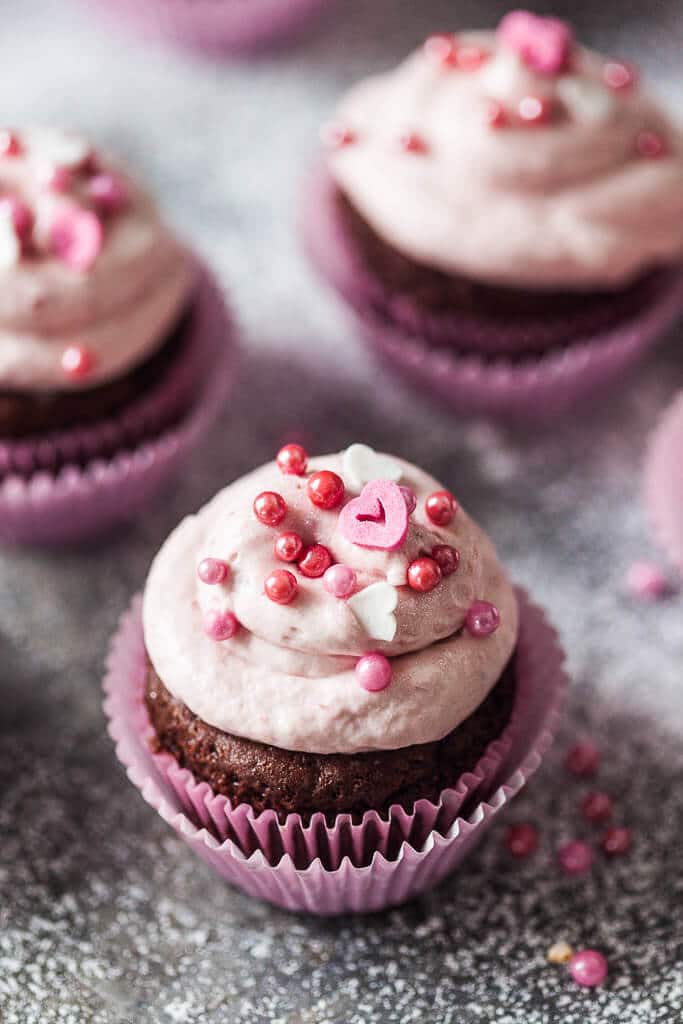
144,655 -> 517,821
0,306 -> 192,439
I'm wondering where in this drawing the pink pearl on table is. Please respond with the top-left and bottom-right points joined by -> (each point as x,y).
0,196 -> 33,242
565,741 -> 600,778
400,131 -> 429,155
603,61 -> 637,91
432,544 -> 460,577
505,823 -> 539,858
264,569 -> 298,605
49,207 -> 103,272
298,544 -> 333,579
569,950 -> 608,988
581,791 -> 613,824
425,489 -> 458,526
274,531 -> 304,563
39,164 -> 73,193
465,601 -> 500,637
636,131 -> 667,158
557,840 -> 594,876
601,826 -> 632,857
253,491 -> 287,527
626,561 -> 672,600
61,344 -> 94,380
487,101 -> 508,129
518,95 -> 553,125
407,557 -> 442,593
197,557 -> 229,585
0,130 -> 22,157
323,563 -> 356,599
320,122 -> 356,149
87,172 -> 129,213
355,652 -> 392,692
399,485 -> 417,515
276,443 -> 308,476
203,609 -> 239,641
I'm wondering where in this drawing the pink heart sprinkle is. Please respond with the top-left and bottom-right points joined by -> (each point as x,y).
498,10 -> 573,75
49,207 -> 103,272
338,479 -> 408,551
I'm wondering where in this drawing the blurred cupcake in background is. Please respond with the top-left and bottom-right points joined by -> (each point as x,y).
303,11 -> 683,420
0,127 -> 235,544
83,0 -> 332,54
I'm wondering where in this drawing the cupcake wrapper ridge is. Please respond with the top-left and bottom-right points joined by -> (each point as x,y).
644,390 -> 683,573
104,588 -> 567,914
0,265 -> 235,545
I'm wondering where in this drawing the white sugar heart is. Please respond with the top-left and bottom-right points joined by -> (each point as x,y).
0,209 -> 20,269
347,581 -> 398,642
556,76 -> 615,124
343,444 -> 403,492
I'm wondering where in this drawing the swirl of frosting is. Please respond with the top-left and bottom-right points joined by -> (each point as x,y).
0,127 -> 194,392
324,17 -> 683,289
143,447 -> 519,754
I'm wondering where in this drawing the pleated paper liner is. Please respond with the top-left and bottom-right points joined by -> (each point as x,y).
0,266 -> 236,545
104,588 -> 567,914
644,389 -> 683,573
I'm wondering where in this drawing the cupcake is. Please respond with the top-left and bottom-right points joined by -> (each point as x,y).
105,443 -> 567,912
84,0 -> 331,54
303,11 -> 683,419
0,127 -> 234,544
644,390 -> 683,573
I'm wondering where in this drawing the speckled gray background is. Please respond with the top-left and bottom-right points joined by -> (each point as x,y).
1,1 -> 682,1021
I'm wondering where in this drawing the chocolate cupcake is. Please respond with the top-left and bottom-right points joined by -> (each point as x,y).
303,11 -> 683,418
0,127 -> 234,543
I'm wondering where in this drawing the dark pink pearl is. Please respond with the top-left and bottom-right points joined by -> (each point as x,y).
253,491 -> 287,527
87,173 -> 129,212
400,131 -> 429,155
274,532 -> 304,563
518,95 -> 553,124
356,653 -> 392,692
557,840 -> 593,875
61,345 -> 94,380
565,742 -> 600,778
298,544 -> 333,579
601,826 -> 632,857
323,564 -> 356,599
0,130 -> 22,157
505,823 -> 539,858
203,609 -> 239,641
636,131 -> 667,158
399,486 -> 417,515
307,470 -> 344,510
465,601 -> 500,637
407,557 -> 442,593
581,791 -> 612,823
569,950 -> 608,988
276,443 -> 308,476
603,60 -> 637,90
197,558 -> 229,585
432,544 -> 460,577
264,569 -> 298,605
425,490 -> 458,526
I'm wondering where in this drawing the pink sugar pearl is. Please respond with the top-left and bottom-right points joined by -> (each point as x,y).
558,840 -> 593,875
49,207 -> 103,272
197,558 -> 229,585
323,564 -> 356,599
399,485 -> 417,515
569,950 -> 608,988
203,609 -> 239,641
601,826 -> 632,857
465,601 -> 500,637
565,741 -> 600,778
356,653 -> 392,692
626,561 -> 672,600
61,344 -> 94,380
505,823 -> 539,858
87,173 -> 129,212
581,791 -> 612,824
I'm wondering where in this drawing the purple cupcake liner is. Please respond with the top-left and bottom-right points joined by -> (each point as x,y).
84,0 -> 331,54
0,268 -> 235,545
644,390 -> 683,574
103,588 -> 567,914
302,162 -> 683,359
0,263 -> 211,478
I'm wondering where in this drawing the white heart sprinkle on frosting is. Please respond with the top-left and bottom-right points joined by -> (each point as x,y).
0,208 -> 20,268
347,580 -> 398,642
343,443 -> 403,492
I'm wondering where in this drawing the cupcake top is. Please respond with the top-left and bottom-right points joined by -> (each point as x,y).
143,444 -> 518,754
324,10 -> 683,290
0,127 -> 194,392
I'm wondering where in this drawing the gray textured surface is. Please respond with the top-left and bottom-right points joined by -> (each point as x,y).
1,1 -> 683,1021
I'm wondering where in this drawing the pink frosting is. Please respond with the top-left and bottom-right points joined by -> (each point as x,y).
143,448 -> 519,754
0,128 -> 194,392
325,26 -> 683,289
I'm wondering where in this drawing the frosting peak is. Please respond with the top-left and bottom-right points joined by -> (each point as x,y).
143,446 -> 518,754
325,17 -> 683,289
